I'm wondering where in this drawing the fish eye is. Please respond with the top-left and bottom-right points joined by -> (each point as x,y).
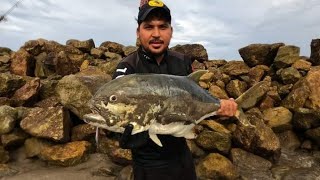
109,95 -> 117,102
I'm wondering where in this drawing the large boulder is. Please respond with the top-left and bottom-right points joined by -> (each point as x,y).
273,45 -> 300,69
56,71 -> 112,119
170,44 -> 208,62
310,39 -> 320,65
10,49 -> 35,76
11,78 -> 41,107
239,43 -> 284,67
0,73 -> 25,97
66,39 -> 95,53
0,106 -> 18,135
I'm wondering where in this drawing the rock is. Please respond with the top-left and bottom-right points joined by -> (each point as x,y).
0,47 -> 12,55
123,46 -> 138,57
170,44 -> 208,62
192,60 -> 206,70
186,140 -> 206,158
233,108 -> 281,162
259,95 -> 276,110
11,78 -> 41,107
97,137 -> 132,165
97,58 -> 122,75
54,50 -> 85,76
90,48 -> 104,58
278,67 -> 301,84
1,128 -> 29,150
71,124 -> 97,141
0,146 -> 9,163
24,137 -> 52,158
0,73 -> 25,97
0,105 -> 18,135
304,66 -> 320,111
39,141 -> 92,166
292,59 -> 312,71
0,97 -> 12,106
20,106 -> 71,142
238,43 -> 284,67
199,120 -> 231,134
277,130 -> 301,151
39,77 -> 60,100
226,80 -> 247,99
199,72 -> 215,83
34,96 -> 61,108
230,148 -> 272,171
99,41 -> 124,55
0,55 -> 11,73
10,49 -> 35,76
56,73 -> 111,119
236,80 -> 270,109
66,39 -> 95,53
274,45 -> 300,69
0,164 -> 19,178
208,85 -> 229,99
292,108 -> 320,130
305,127 -> 320,145
282,79 -> 310,110
247,65 -> 269,86
196,153 -> 239,180
230,148 -> 273,180
263,107 -> 293,133
220,61 -> 250,76
310,39 -> 320,65
21,39 -> 47,56
195,130 -> 231,154
34,52 -> 54,78
204,59 -> 227,68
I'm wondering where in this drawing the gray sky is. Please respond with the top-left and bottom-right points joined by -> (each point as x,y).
1,0 -> 319,60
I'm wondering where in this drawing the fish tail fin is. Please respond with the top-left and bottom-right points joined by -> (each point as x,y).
149,132 -> 163,147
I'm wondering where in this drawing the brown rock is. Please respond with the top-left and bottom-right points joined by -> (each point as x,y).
259,96 -> 276,110
277,130 -> 301,151
226,79 -> 248,98
34,52 -> 54,78
0,146 -> 9,163
304,66 -> 320,111
97,137 -> 132,165
10,49 -> 35,76
34,96 -> 61,108
55,51 -> 85,76
195,130 -> 231,154
292,59 -> 312,71
292,108 -> 320,130
20,106 -> 71,142
90,48 -> 104,58
0,47 -> 12,55
71,124 -> 97,141
170,44 -> 208,62
39,141 -> 92,166
11,78 -> 41,106
220,61 -> 250,76
56,73 -> 111,119
0,73 -> 25,97
274,45 -> 300,69
263,107 -> 293,133
248,65 -> 269,86
99,41 -> 124,55
0,164 -> 19,177
66,39 -> 95,53
196,153 -> 239,180
199,72 -> 215,83
186,140 -> 206,158
305,127 -> 320,145
1,128 -> 29,150
39,78 -> 60,100
204,59 -> 227,68
0,97 -> 12,106
191,60 -> 206,70
278,67 -> 301,84
282,80 -> 310,110
24,137 -> 52,158
200,120 -> 231,134
208,85 -> 229,99
0,105 -> 18,135
238,43 -> 284,67
123,46 -> 138,57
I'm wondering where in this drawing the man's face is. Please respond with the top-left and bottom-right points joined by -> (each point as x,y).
137,19 -> 173,56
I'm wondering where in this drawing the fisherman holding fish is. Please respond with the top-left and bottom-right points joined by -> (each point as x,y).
110,1 -> 237,179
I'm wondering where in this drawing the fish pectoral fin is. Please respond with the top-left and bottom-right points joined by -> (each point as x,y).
149,132 -> 163,147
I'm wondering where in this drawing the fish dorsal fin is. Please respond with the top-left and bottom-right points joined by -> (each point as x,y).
187,70 -> 209,83
149,133 -> 163,147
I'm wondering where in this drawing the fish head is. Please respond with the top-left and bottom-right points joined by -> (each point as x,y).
83,75 -> 157,134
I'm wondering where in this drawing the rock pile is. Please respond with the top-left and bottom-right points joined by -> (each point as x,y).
0,38 -> 320,179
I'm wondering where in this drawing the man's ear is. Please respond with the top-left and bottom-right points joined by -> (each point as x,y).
136,27 -> 140,39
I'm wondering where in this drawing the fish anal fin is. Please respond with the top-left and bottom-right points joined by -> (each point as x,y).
149,133 -> 163,147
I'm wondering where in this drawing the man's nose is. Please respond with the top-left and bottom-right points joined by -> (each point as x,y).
152,28 -> 160,37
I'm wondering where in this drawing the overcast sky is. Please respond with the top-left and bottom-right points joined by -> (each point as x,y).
1,0 -> 319,60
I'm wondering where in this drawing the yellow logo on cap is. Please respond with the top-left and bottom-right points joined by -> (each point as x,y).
148,0 -> 164,7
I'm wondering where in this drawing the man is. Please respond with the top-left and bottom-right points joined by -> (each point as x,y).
112,1 -> 237,179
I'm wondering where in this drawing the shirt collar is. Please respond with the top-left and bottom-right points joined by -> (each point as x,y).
138,46 -> 168,64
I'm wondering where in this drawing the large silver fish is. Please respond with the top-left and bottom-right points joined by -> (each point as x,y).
83,71 -> 221,147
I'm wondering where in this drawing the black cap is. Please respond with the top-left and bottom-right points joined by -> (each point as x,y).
138,0 -> 171,24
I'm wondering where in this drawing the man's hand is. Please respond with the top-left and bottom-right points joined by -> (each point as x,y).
119,124 -> 149,149
217,98 -> 238,117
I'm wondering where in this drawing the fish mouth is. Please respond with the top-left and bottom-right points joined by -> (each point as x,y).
83,113 -> 106,124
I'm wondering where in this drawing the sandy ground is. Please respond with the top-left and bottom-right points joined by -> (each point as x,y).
1,147 -> 123,180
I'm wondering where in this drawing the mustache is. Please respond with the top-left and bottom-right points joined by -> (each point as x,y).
149,39 -> 164,43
